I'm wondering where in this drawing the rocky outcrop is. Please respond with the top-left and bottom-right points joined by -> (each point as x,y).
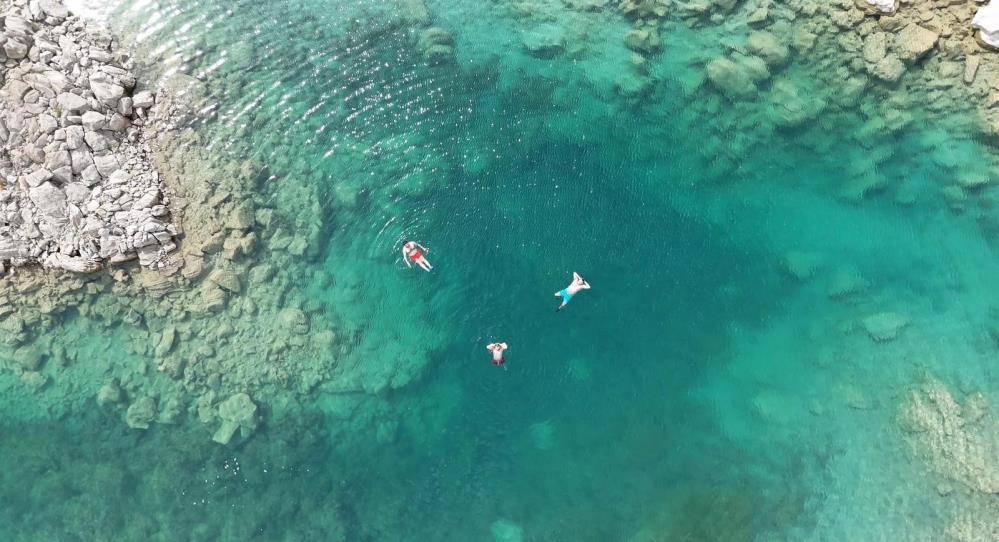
0,0 -> 176,274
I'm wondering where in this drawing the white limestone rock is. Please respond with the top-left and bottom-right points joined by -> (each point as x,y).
56,92 -> 89,112
38,0 -> 70,19
81,111 -> 105,130
89,79 -> 124,107
861,0 -> 897,14
974,2 -> 999,49
131,91 -> 155,109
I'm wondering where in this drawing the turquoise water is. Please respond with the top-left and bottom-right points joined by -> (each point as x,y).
2,0 -> 998,540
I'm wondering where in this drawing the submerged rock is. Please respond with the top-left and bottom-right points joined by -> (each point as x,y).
624,28 -> 662,55
97,382 -> 123,406
125,396 -> 157,430
894,24 -> 939,63
746,31 -> 788,69
521,25 -> 566,59
212,393 -> 259,445
705,57 -> 757,98
861,312 -> 909,342
783,251 -> 824,281
491,519 -> 524,542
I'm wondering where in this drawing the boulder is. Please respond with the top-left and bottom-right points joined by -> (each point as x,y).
858,0 -> 897,14
38,0 -> 70,19
862,33 -> 888,64
870,55 -> 905,83
614,73 -> 653,99
624,28 -> 662,55
81,111 -> 106,130
97,382 -> 123,406
705,57 -> 757,98
862,312 -> 909,342
125,397 -> 157,430
131,90 -> 155,109
212,393 -> 259,445
207,267 -> 242,293
746,31 -> 788,68
278,307 -> 310,335
3,40 -> 28,60
973,2 -> 999,49
44,253 -> 101,273
56,92 -> 89,112
24,168 -> 53,187
521,26 -> 566,59
29,182 -> 67,222
90,80 -> 125,107
894,24 -> 939,63
13,347 -> 44,371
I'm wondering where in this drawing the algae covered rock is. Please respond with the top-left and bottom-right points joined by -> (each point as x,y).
125,397 -> 157,430
97,382 -> 123,406
212,392 -> 259,445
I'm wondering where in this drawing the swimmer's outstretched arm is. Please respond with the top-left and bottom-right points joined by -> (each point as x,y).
417,243 -> 429,252
402,248 -> 412,267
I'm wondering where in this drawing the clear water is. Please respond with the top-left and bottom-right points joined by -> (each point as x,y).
2,1 -> 997,540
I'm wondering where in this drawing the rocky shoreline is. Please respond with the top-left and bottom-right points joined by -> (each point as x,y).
0,0 -> 175,274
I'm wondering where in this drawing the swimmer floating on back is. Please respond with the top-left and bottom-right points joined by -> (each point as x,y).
555,272 -> 590,312
486,342 -> 508,367
402,241 -> 433,272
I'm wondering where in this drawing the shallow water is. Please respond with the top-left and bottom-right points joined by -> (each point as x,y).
3,0 -> 998,540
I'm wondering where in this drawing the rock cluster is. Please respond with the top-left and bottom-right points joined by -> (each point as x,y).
0,0 -> 175,274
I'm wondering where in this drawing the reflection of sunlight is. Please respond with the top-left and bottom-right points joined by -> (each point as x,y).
65,0 -> 155,21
